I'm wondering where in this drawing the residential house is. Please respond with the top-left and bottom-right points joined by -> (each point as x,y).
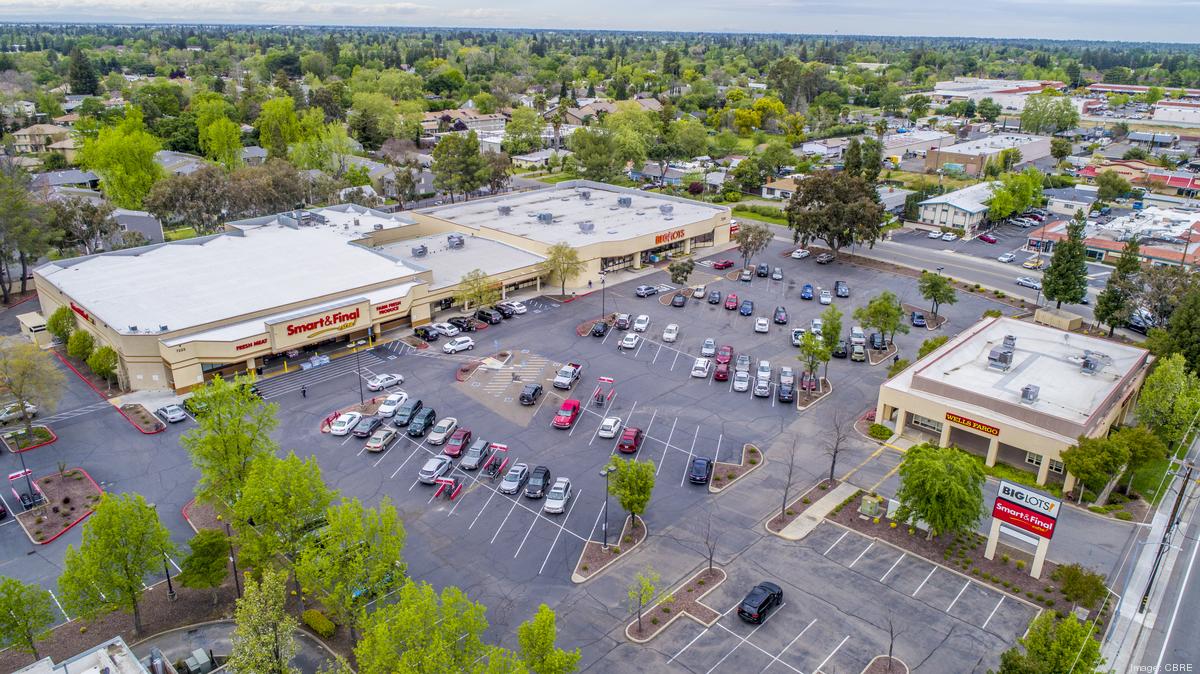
630,161 -> 685,186
154,150 -> 207,176
40,185 -> 165,247
762,175 -> 805,200
341,155 -> 435,200
704,170 -> 730,191
12,124 -> 70,153
241,145 -> 268,166
47,136 -> 80,162
548,97 -> 662,126
876,185 -> 915,214
512,148 -> 573,169
31,169 -> 99,190
420,108 -> 508,135
53,113 -> 80,126
915,181 -> 999,238
1043,186 -> 1099,217
1127,132 -> 1178,147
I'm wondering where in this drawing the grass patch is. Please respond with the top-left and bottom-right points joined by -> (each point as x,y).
1128,446 -> 1188,505
164,226 -> 198,241
732,204 -> 788,226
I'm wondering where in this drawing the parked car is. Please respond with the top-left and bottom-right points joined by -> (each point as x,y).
997,252 -> 1016,263
591,321 -> 608,337
738,582 -> 784,624
393,399 -> 423,426
724,294 -> 739,310
157,404 -> 187,423
753,377 -> 771,397
714,362 -> 731,381
712,259 -> 734,270
791,327 -> 806,346
816,253 -> 835,264
377,392 -> 408,417
552,400 -> 582,428
911,311 -> 927,327
978,233 -> 998,244
443,336 -> 475,353
430,322 -> 460,337
941,232 -> 958,242
413,326 -> 439,342
367,373 -> 404,391
525,465 -> 552,499
543,477 -> 573,514
662,324 -> 680,342
692,285 -> 707,299
635,285 -> 658,297
615,313 -> 631,330
499,463 -> 530,494
927,230 -> 943,239
1016,276 -> 1042,290
444,427 -> 472,457
800,284 -> 814,300
519,383 -> 543,405
617,427 -> 644,453
406,407 -> 437,437
777,382 -> 796,402
715,345 -> 734,365
619,333 -> 640,350
756,360 -> 772,382
732,370 -> 752,392
418,456 -> 453,484
851,344 -> 867,362
739,299 -> 754,316
447,316 -> 477,332
707,290 -> 722,304
870,332 -> 886,350
492,304 -> 515,319
754,317 -> 769,333
688,457 -> 713,484
329,412 -> 362,436
756,263 -> 770,278
671,293 -> 687,307
850,326 -> 866,346
800,370 -> 818,392
352,415 -> 384,438
834,281 -> 849,298
474,308 -> 503,324
701,338 -> 717,357
633,314 -> 651,332
460,438 -> 494,470
691,357 -> 712,378
427,417 -> 459,445
1022,257 -> 1045,270
832,340 -> 848,358
364,428 -> 397,452
598,416 -> 623,439
498,300 -> 527,315
771,267 -> 783,281
819,289 -> 833,305
739,268 -> 753,282
773,306 -> 788,324
790,248 -> 810,259
810,318 -> 823,336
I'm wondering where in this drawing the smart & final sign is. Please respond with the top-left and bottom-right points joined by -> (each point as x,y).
285,308 -> 361,338
655,229 -> 686,245
945,411 -> 999,436
70,301 -> 94,324
992,498 -> 1056,539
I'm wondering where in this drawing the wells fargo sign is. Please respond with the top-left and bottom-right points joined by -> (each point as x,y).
375,299 -> 405,316
655,229 -> 686,245
945,412 -> 999,436
285,308 -> 361,338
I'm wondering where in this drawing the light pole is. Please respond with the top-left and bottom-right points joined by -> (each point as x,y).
15,444 -> 36,505
355,342 -> 365,405
600,273 -> 607,318
225,521 -> 242,598
600,465 -> 617,550
936,266 -> 944,275
149,504 -> 176,601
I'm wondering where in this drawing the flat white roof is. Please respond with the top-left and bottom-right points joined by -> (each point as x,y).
883,130 -> 952,149
938,134 -> 1048,156
40,206 -> 422,336
379,232 -> 546,290
919,181 -> 999,213
421,181 -> 727,247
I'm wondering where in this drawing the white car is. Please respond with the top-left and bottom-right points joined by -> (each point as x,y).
754,378 -> 771,397
732,371 -> 751,392
0,401 -> 36,424
329,412 -> 362,436
791,248 -> 810,259
692,286 -> 706,299
810,318 -> 823,336
430,322 -> 460,337
427,417 -> 459,445
819,289 -> 833,305
662,324 -> 680,343
850,326 -> 866,346
598,417 -> 623,439
418,455 -> 453,484
756,360 -> 772,382
998,252 -> 1016,263
691,357 -> 712,378
754,317 -> 769,333
543,477 -> 573,514
366,373 -> 404,391
619,333 -> 640,350
499,300 -> 527,315
443,336 -> 475,353
700,338 -> 717,357
1016,276 -> 1042,290
941,232 -> 958,242
377,392 -> 409,417
791,327 -> 806,346
633,314 -> 650,332
926,230 -> 943,239
157,404 -> 187,423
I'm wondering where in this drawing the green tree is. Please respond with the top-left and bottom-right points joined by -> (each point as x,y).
786,170 -> 886,254
669,118 -> 709,159
1094,237 -> 1141,336
859,138 -> 883,183
542,242 -> 586,296
1051,563 -> 1109,612
668,258 -> 695,286
432,131 -> 488,202
732,156 -> 765,193
758,141 -> 794,178
233,452 -> 337,572
1020,94 -> 1080,135
49,196 -> 118,255
732,221 -> 773,268
297,498 -> 406,640
0,576 -> 57,659
607,457 -> 656,526
181,374 -> 281,508
67,47 -> 99,95
626,567 -> 659,634
290,123 -> 354,173
894,443 -> 985,539
853,291 -> 909,344
977,98 -> 1002,122
1111,425 -> 1167,492
1050,137 -> 1073,162
229,568 -> 299,674
1061,435 -> 1129,503
204,117 -> 243,171
504,106 -> 544,155
1041,211 -> 1089,308
0,338 -> 65,441
568,127 -> 622,182
59,493 -> 173,634
917,335 -> 949,359
1095,170 -> 1131,201
256,96 -> 301,160
819,304 -> 843,378
843,138 -> 863,177
454,268 -> 503,310
80,107 -> 163,209
66,328 -> 94,361
917,271 -> 957,319
1161,287 -> 1200,373
992,612 -> 1104,674
483,151 -> 513,195
1137,353 -> 1200,449
906,94 -> 931,120
45,305 -> 76,343
798,331 -> 831,393
987,168 -> 1044,221
517,604 -> 581,674
177,529 -> 230,606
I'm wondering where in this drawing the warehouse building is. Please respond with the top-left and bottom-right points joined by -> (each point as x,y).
924,134 -> 1053,177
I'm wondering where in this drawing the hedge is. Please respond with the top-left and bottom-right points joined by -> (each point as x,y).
302,609 -> 336,638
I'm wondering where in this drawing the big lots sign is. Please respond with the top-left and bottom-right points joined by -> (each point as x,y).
992,480 -> 1061,540
655,229 -> 686,245
285,308 -> 361,337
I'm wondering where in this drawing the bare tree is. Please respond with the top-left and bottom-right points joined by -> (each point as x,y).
884,614 -> 907,672
780,440 -> 799,522
702,510 -> 720,571
825,410 -> 852,484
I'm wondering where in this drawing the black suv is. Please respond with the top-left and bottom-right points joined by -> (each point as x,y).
475,308 -> 503,324
591,321 -> 608,337
519,383 -> 543,405
393,399 -> 424,426
832,340 -> 848,358
707,290 -> 722,304
738,582 -> 783,624
688,457 -> 712,485
413,326 -> 439,342
756,263 -> 770,277
447,316 -> 477,332
835,280 -> 850,298
777,382 -> 795,403
525,465 -> 551,499
406,407 -> 437,437
492,304 -> 515,319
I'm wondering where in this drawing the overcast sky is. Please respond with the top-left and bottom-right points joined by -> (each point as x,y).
1,0 -> 1195,44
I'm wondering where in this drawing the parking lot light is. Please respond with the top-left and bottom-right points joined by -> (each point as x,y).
600,465 -> 617,550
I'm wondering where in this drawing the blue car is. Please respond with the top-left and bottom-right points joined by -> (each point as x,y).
739,299 -> 754,316
911,311 -> 927,327
800,284 -> 814,300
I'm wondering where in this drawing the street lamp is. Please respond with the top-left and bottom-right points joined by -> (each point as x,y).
355,341 -> 365,405
149,504 -> 176,601
936,266 -> 944,275
599,465 -> 617,550
225,521 -> 242,598
600,273 -> 607,318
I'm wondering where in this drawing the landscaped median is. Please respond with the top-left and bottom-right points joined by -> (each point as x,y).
708,443 -> 763,493
766,478 -> 839,535
572,514 -> 647,583
625,566 -> 728,643
14,467 -> 103,544
1,424 -> 57,452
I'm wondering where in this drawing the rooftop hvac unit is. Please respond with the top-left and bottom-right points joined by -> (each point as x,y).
1003,334 -> 1016,349
537,212 -> 554,224
159,325 -> 168,332
447,234 -> 465,248
664,216 -> 673,221
373,223 -> 384,231
987,347 -> 1013,371
635,211 -> 645,216
412,244 -> 428,257
1081,355 -> 1100,375
1020,384 -> 1040,404
579,190 -> 591,200
498,205 -> 512,216
578,221 -> 595,233
617,196 -> 633,207
353,218 -> 360,227
128,325 -> 138,332
659,204 -> 674,214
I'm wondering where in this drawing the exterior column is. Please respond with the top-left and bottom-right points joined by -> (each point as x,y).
985,437 -> 1000,467
245,357 -> 257,377
632,255 -> 644,270
894,409 -> 907,436
1036,455 -> 1051,485
938,421 -> 952,448
1063,471 -> 1076,495
536,277 -> 541,292
683,238 -> 693,254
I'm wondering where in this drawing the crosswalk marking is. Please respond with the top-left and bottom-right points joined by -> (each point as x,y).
38,400 -> 113,423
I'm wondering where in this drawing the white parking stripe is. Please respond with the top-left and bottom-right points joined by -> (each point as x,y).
652,342 -> 662,364
610,401 -> 638,455
668,626 -> 710,664
879,553 -> 905,582
469,481 -> 499,530
670,350 -> 680,370
656,417 -> 678,476
707,604 -> 793,674
848,541 -> 874,568
812,634 -> 850,674
490,496 -> 521,544
680,425 -> 701,487
389,440 -> 426,478
712,434 -> 722,464
512,509 -> 541,558
48,589 -> 70,621
760,618 -> 816,673
913,567 -> 936,597
538,489 -> 581,574
981,596 -> 1004,630
946,580 -> 970,613
824,530 -> 849,556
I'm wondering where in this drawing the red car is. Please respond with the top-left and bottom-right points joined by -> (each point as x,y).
978,233 -> 998,244
714,362 -> 731,381
444,428 -> 472,457
715,345 -> 734,365
713,259 -> 734,270
724,293 -> 739,310
552,400 -> 582,429
617,427 -> 644,453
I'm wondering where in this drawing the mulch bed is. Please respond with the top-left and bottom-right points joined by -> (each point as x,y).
709,444 -> 763,493
15,468 -> 103,543
828,495 -> 1071,614
575,313 -> 615,337
795,378 -> 832,410
766,479 -> 839,533
182,498 -> 225,534
574,515 -> 647,582
901,303 -> 947,331
2,424 -> 57,452
863,656 -> 909,674
867,343 -> 898,366
52,349 -> 124,399
120,404 -> 166,433
626,566 -> 727,642
398,335 -> 429,349
456,361 -> 484,381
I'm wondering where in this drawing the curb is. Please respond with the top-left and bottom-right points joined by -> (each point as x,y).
572,515 -> 648,584
3,424 -> 58,453
625,566 -> 728,643
2,292 -> 38,309
16,467 -> 104,545
51,350 -> 159,434
795,379 -> 833,411
861,655 -> 910,674
181,497 -> 201,534
764,479 -> 840,540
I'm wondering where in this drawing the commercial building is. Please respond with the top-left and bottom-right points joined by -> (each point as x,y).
915,181 -> 998,238
882,129 -> 955,157
925,77 -> 1066,111
1152,101 -> 1200,124
1086,83 -> 1200,99
32,182 -> 730,392
1043,185 -> 1099,217
1028,206 -> 1200,266
924,134 -> 1053,177
876,317 -> 1151,488
14,636 -> 160,674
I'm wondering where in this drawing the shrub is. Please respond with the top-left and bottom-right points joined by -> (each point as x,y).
47,305 -> 76,343
1016,560 -> 1027,570
868,423 -> 894,441
611,547 -> 621,554
650,617 -> 659,625
802,497 -> 810,504
890,522 -> 897,529
786,509 -> 795,516
697,579 -> 705,586
302,609 -> 336,638
1115,511 -> 1134,521
87,346 -> 120,383
748,458 -> 758,465
1001,554 -> 1010,564
819,482 -> 828,490
581,564 -> 589,571
67,329 -> 95,361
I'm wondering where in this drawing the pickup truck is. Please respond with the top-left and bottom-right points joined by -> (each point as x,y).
553,362 -> 583,389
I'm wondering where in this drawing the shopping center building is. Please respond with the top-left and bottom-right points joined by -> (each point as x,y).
30,181 -> 731,392
876,317 -> 1151,489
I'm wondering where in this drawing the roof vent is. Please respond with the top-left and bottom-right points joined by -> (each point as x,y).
561,196 -> 571,201
411,244 -> 428,257
353,218 -> 360,227
537,212 -> 554,224
1003,334 -> 1016,349
579,190 -> 591,200
1081,355 -> 1100,375
447,233 -> 465,248
159,325 -> 168,332
373,223 -> 384,231
578,221 -> 595,233
1020,384 -> 1040,404
617,196 -> 633,207
129,325 -> 138,332
498,205 -> 512,216
664,216 -> 674,221
659,204 -> 674,214
635,211 -> 645,216
987,346 -> 1013,371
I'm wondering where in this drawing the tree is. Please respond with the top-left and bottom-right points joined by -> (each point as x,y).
1137,265 -> 1193,329
67,47 -> 99,95
853,291 -> 908,344
567,127 -> 622,182
1041,211 -> 1089,308
797,332 -> 830,395
66,328 -> 94,361
45,305 -> 76,343
1160,287 -> 1200,373
758,142 -> 795,178
820,304 -> 843,378
59,493 -> 173,634
917,335 -> 950,359
204,117 -> 243,171
906,94 -> 931,120
626,567 -> 659,634
178,529 -> 230,606
297,498 -> 407,641
977,98 -> 1002,122
80,108 -> 163,209
0,338 -> 64,440
859,138 -> 883,183
84,345 -> 118,384
843,138 -> 862,177
987,168 -> 1044,221
732,221 -> 773,268
786,170 -> 886,255
1020,95 -> 1079,135
1112,425 -> 1167,492
233,452 -> 337,572
453,268 -> 503,310
517,604 -> 581,674
669,118 -> 709,159
181,374 -> 281,509
505,106 -> 544,155
483,151 -> 513,195
917,272 -> 957,319
607,457 -> 656,526
992,612 -> 1104,674
1061,435 -> 1129,503
229,568 -> 299,674
49,196 -> 118,255
542,242 -> 586,296
1094,237 -> 1141,336
0,163 -> 50,301
825,409 -> 853,484
1050,563 -> 1109,613
0,576 -> 57,659
894,443 -> 985,539
668,259 -> 695,286
1050,137 -> 1073,162
1095,170 -> 1131,201
255,96 -> 301,160
432,131 -> 488,202
1137,353 -> 1200,449
732,156 -> 765,193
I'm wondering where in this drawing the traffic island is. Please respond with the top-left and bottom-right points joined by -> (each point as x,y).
867,344 -> 898,366
766,479 -> 839,535
120,403 -> 166,433
625,566 -> 728,643
318,397 -> 385,432
708,444 -> 763,494
572,515 -> 647,583
14,468 -> 103,544
862,655 -> 909,674
2,424 -> 57,453
575,314 -> 615,336
795,379 -> 832,410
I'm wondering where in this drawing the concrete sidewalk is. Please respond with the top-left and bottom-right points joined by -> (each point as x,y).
775,482 -> 859,541
131,620 -> 335,674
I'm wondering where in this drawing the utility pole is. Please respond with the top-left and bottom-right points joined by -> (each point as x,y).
1140,462 -> 1194,612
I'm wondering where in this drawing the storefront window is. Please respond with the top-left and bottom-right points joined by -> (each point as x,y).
909,413 -> 943,434
691,231 -> 715,249
602,255 -> 634,272
1024,452 -> 1064,474
641,242 -> 684,265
